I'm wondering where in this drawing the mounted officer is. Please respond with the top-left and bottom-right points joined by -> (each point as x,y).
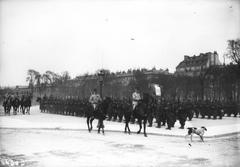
132,87 -> 141,111
89,88 -> 102,112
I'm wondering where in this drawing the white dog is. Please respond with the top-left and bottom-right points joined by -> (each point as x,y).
185,126 -> 207,142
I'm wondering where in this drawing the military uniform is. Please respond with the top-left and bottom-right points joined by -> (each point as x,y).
132,91 -> 141,110
89,93 -> 102,110
177,104 -> 187,129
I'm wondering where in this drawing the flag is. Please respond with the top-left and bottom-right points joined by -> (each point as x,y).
154,84 -> 161,96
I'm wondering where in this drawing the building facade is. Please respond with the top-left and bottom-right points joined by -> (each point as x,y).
175,51 -> 221,76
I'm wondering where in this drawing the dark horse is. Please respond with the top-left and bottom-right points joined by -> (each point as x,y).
12,96 -> 20,115
86,97 -> 110,134
3,97 -> 12,115
20,95 -> 32,114
124,93 -> 153,137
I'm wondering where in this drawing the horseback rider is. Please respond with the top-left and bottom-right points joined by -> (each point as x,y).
89,88 -> 102,111
132,87 -> 141,111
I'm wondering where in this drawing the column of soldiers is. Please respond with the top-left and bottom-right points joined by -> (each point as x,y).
39,95 -> 88,117
38,94 -> 240,130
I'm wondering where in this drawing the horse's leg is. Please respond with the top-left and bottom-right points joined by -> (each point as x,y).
128,125 -> 131,134
22,106 -> 25,115
8,107 -> 10,115
97,119 -> 100,134
127,121 -> 131,135
124,114 -> 127,133
143,118 -> 147,137
9,106 -> 11,115
137,119 -> 142,134
87,117 -> 91,132
26,107 -> 29,114
98,119 -> 103,134
101,119 -> 105,135
125,114 -> 131,134
90,117 -> 94,131
124,121 -> 127,133
4,107 -> 7,115
200,135 -> 204,142
102,127 -> 104,134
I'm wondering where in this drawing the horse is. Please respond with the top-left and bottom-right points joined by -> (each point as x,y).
20,95 -> 31,114
12,96 -> 20,115
20,95 -> 25,114
86,97 -> 109,134
3,97 -> 12,115
24,95 -> 32,114
125,93 -> 152,137
2,96 -> 12,115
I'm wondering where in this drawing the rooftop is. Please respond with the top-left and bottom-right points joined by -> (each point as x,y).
176,52 -> 215,69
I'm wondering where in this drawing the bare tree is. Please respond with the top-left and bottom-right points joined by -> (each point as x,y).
227,39 -> 240,67
26,69 -> 40,88
60,71 -> 71,84
45,71 -> 61,85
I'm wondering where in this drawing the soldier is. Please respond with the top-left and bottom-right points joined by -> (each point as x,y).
177,103 -> 187,129
165,102 -> 175,130
185,100 -> 194,121
155,99 -> 164,128
147,95 -> 156,127
161,100 -> 167,126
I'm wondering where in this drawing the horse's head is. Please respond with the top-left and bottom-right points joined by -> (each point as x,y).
201,126 -> 207,131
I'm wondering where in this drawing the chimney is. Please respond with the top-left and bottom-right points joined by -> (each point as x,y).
184,55 -> 190,60
213,51 -> 219,65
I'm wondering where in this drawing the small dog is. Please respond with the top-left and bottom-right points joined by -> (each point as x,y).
185,126 -> 207,142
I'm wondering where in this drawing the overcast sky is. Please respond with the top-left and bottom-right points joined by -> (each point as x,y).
0,0 -> 239,86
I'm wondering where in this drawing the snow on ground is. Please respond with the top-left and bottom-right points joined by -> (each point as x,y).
0,106 -> 240,167
0,129 -> 239,167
